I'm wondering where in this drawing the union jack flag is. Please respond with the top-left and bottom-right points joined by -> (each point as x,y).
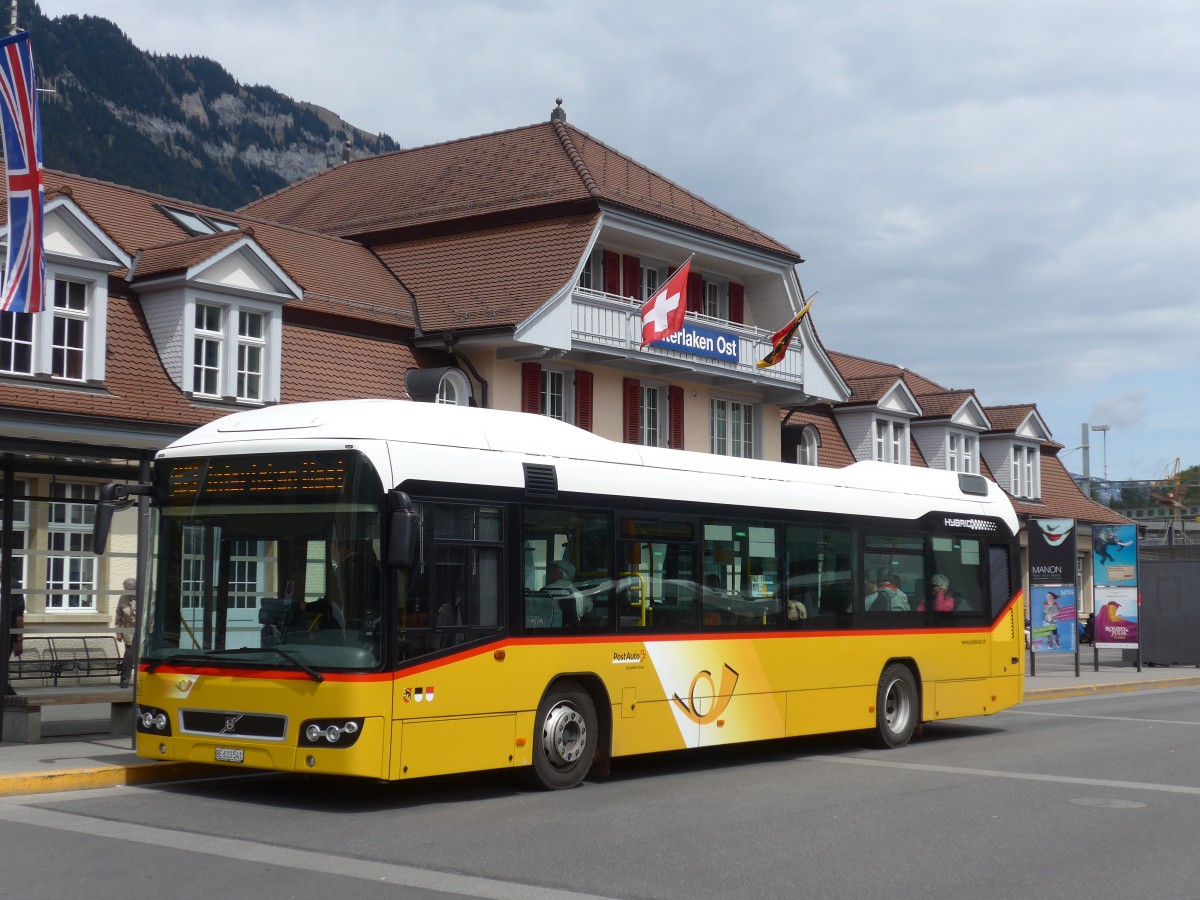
0,31 -> 44,314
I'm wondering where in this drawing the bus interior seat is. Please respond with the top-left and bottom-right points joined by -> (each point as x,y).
525,592 -> 559,628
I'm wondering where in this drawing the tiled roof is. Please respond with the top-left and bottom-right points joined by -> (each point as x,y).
843,375 -> 904,405
38,171 -> 416,330
281,324 -> 446,402
372,214 -> 599,332
782,405 -> 856,468
828,351 -> 948,395
243,119 -> 800,260
982,404 -> 1036,433
913,390 -> 979,420
131,230 -> 248,279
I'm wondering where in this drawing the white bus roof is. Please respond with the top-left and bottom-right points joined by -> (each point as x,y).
163,399 -> 1018,533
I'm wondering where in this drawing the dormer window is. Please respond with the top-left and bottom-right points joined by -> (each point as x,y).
0,272 -> 105,383
1011,444 -> 1040,498
50,279 -> 88,380
187,298 -> 276,404
875,417 -> 908,464
797,426 -> 820,466
947,432 -> 978,474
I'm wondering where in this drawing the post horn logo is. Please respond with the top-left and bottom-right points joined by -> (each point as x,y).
671,663 -> 739,725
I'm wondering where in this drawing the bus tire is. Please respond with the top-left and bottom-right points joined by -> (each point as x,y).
522,680 -> 598,790
872,663 -> 918,749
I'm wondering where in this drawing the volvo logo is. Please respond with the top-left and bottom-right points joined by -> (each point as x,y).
218,714 -> 244,735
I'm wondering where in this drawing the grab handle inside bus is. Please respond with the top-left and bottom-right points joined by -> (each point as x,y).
93,482 -> 156,555
386,490 -> 418,570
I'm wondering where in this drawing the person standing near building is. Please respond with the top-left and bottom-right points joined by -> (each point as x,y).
115,577 -> 137,688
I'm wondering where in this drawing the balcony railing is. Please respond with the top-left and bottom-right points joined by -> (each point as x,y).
570,287 -> 804,383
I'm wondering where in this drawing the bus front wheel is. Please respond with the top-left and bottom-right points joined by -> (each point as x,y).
523,681 -> 598,790
872,663 -> 918,748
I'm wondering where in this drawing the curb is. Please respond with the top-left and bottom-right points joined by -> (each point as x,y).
1024,675 -> 1200,702
0,761 -> 223,797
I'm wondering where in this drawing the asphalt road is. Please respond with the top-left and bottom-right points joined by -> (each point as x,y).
3,684 -> 1200,900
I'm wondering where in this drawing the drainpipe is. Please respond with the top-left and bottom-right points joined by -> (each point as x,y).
443,331 -> 489,409
367,246 -> 424,338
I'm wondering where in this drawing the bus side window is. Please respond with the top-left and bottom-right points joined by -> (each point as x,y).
522,507 -> 613,632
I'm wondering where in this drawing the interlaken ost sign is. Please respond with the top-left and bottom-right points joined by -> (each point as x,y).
649,323 -> 740,362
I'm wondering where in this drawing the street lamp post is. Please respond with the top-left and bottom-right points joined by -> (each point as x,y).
1091,424 -> 1111,482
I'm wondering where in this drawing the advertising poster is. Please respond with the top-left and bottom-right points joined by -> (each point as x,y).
1094,586 -> 1139,648
1029,585 -> 1077,653
1093,523 -> 1138,587
1028,518 -> 1076,586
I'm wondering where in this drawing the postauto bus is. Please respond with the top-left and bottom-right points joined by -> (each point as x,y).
95,400 -> 1024,789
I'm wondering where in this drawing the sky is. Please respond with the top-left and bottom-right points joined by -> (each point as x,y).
35,0 -> 1200,483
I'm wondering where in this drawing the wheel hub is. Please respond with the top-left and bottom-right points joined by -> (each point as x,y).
542,702 -> 587,766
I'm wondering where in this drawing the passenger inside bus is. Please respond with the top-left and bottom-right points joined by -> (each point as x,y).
917,573 -> 956,613
544,559 -> 588,625
866,568 -> 910,611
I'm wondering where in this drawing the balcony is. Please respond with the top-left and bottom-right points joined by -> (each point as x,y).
569,287 -> 805,394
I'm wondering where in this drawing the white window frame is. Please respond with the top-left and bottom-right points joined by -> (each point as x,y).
0,307 -> 33,375
639,383 -> 669,447
0,270 -> 107,383
874,417 -> 908,464
1011,443 -> 1040,499
186,296 -> 276,404
44,481 -> 97,612
437,369 -> 471,406
703,280 -> 725,319
236,309 -> 265,402
577,250 -> 599,292
709,395 -> 757,458
193,302 -> 224,397
50,278 -> 89,381
540,366 -> 575,423
640,265 -> 661,301
796,426 -> 820,466
947,432 -> 978,474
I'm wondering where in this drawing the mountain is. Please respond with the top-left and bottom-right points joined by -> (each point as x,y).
18,0 -> 399,209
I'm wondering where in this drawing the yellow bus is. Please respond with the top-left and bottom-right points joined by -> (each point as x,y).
95,400 -> 1024,789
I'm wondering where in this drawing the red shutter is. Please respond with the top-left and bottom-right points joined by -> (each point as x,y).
575,370 -> 594,432
728,283 -> 744,324
623,255 -> 641,299
623,378 -> 641,444
602,250 -> 620,295
687,272 -> 703,313
521,362 -> 542,414
668,386 -> 685,450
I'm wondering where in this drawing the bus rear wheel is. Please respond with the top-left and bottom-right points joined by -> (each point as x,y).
872,663 -> 918,748
523,681 -> 598,790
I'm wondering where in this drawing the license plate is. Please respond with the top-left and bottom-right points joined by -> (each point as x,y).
214,747 -> 244,763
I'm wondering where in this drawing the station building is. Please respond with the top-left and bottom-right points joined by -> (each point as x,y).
0,103 -> 1125,648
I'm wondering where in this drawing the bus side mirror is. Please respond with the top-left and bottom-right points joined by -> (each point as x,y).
385,491 -> 418,570
93,482 -> 155,555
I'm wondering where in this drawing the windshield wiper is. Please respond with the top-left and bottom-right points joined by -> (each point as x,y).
146,647 -> 324,682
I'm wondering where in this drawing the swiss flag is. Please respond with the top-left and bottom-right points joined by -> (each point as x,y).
640,258 -> 692,347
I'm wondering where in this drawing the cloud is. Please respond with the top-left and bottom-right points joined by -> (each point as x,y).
37,0 -> 1200,479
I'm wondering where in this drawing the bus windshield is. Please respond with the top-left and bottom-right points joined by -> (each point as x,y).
143,450 -> 386,672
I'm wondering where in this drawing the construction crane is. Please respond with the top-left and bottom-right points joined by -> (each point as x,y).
1149,458 -> 1191,545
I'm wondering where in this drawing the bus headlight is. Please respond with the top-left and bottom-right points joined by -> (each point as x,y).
135,706 -> 173,736
299,718 -> 364,748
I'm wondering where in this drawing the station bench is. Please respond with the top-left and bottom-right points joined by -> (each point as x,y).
1,686 -> 135,743
10,635 -> 125,687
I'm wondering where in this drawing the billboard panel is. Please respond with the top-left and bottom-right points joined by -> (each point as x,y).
1029,518 -> 1076,586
